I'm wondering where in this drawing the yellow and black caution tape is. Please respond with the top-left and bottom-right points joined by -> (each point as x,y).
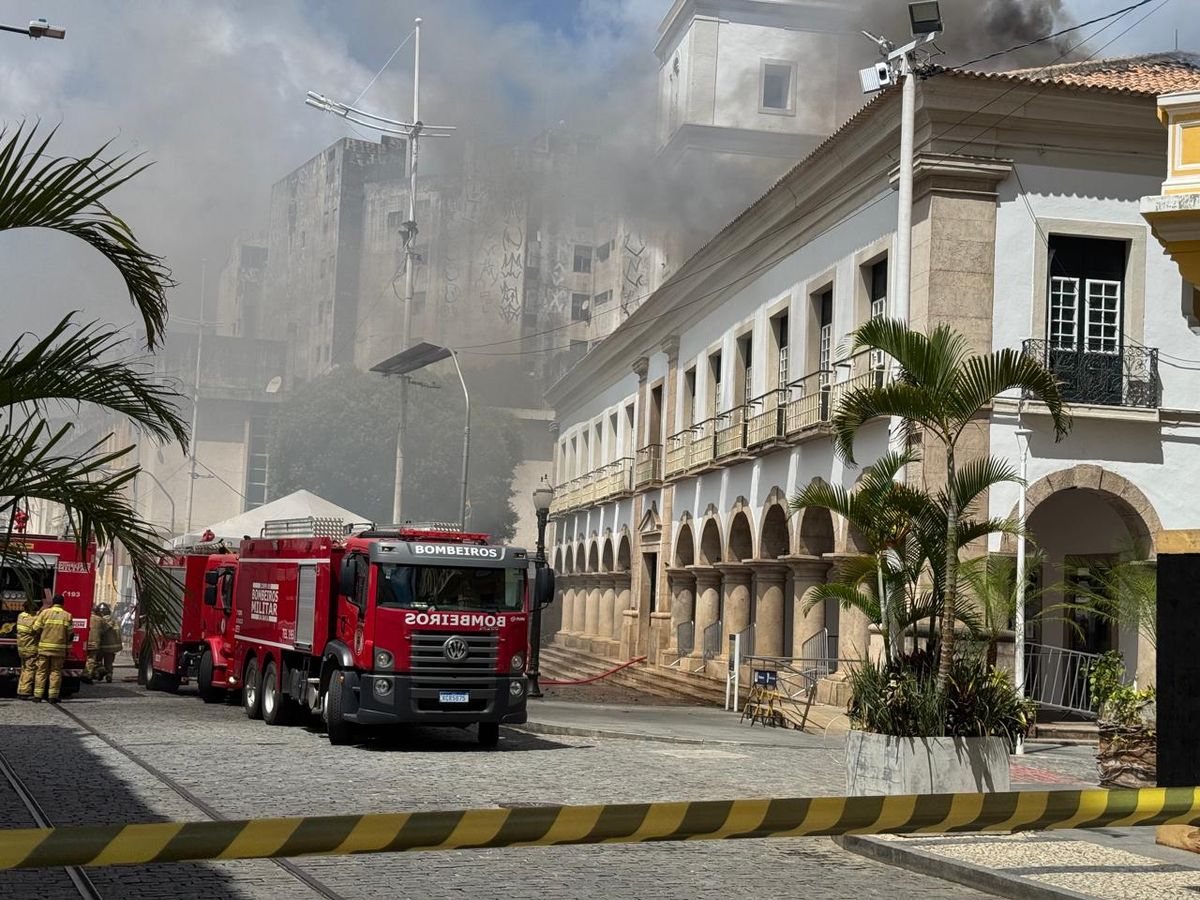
2,787 -> 1199,870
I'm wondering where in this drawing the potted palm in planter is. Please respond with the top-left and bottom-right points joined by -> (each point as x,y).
826,321 -> 1069,795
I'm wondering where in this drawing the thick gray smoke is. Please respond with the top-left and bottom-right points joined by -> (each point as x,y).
0,0 -> 1155,338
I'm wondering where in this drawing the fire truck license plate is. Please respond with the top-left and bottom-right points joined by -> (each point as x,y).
439,691 -> 469,704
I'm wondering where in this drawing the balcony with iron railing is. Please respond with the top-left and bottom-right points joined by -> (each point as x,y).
746,388 -> 787,448
664,429 -> 692,480
1021,340 -> 1160,409
634,443 -> 662,487
714,405 -> 748,459
784,370 -> 831,436
593,457 -> 634,502
828,351 -> 886,412
688,417 -> 717,470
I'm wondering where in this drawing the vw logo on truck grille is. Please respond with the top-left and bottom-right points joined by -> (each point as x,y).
442,636 -> 470,662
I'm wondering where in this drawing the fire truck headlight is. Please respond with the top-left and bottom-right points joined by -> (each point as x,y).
375,650 -> 394,670
510,653 -> 525,672
509,679 -> 525,698
373,678 -> 393,698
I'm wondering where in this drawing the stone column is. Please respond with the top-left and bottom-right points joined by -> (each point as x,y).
612,572 -> 632,642
782,555 -> 832,658
687,565 -> 721,658
745,561 -> 789,658
714,563 -> 752,659
572,578 -> 589,639
824,552 -> 869,661
557,578 -> 574,638
583,575 -> 601,640
665,567 -> 696,653
598,574 -> 617,651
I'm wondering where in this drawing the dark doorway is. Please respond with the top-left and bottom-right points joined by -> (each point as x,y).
644,552 -> 658,613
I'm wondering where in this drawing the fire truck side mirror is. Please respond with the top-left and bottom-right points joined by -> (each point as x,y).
205,570 -> 220,586
203,585 -> 217,607
534,567 -> 556,609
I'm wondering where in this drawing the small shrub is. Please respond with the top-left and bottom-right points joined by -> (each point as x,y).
848,653 -> 1033,743
1089,650 -> 1154,726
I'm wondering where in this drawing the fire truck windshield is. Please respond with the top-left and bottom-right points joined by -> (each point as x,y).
375,564 -> 523,613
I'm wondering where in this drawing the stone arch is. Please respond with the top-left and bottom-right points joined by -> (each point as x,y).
760,504 -> 791,559
797,506 -> 835,556
564,546 -> 575,574
699,517 -> 723,566
575,541 -> 586,572
845,522 -> 871,554
674,520 -> 696,567
617,531 -> 632,572
553,547 -> 563,572
587,541 -> 600,573
1002,465 -> 1162,557
728,511 -> 754,562
601,535 -> 615,572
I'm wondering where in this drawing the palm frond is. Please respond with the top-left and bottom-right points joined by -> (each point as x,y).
831,381 -> 947,462
0,123 -> 173,348
0,315 -> 187,445
951,349 -> 1070,441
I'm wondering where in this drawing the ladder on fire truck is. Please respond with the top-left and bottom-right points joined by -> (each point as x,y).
260,518 -> 467,539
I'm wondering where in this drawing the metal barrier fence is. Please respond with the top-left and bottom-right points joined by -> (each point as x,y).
702,621 -> 723,661
1024,642 -> 1102,718
676,621 -> 695,661
7,788 -> 1200,869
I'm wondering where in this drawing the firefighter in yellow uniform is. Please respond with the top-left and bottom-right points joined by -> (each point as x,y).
98,604 -> 122,682
84,604 -> 105,682
15,597 -> 39,699
32,594 -> 74,703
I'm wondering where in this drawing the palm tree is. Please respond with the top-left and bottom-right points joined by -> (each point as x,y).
832,319 -> 1070,687
0,124 -> 184,627
957,550 -> 1062,666
792,452 -> 1024,664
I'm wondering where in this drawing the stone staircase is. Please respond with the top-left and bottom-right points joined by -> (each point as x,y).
539,644 -> 728,706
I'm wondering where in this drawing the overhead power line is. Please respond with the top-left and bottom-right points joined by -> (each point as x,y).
952,0 -> 1158,69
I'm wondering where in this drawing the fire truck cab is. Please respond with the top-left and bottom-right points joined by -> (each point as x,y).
0,534 -> 97,697
233,518 -> 554,747
134,547 -> 239,701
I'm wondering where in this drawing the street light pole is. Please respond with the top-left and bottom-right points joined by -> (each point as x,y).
529,477 -> 555,699
185,259 -> 207,534
894,52 -> 916,325
305,19 -> 454,526
393,17 -> 423,525
140,468 -> 177,537
1014,421 -> 1032,756
445,346 -> 470,531
0,18 -> 65,39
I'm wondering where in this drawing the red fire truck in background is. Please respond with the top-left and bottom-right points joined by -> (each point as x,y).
0,534 -> 97,697
231,518 -> 554,746
134,546 -> 239,701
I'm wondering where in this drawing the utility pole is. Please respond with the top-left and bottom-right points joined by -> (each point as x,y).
894,52 -> 916,325
393,17 -> 424,526
185,259 -> 206,534
306,17 -> 455,525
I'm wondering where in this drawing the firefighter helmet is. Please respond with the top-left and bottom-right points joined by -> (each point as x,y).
96,603 -> 112,617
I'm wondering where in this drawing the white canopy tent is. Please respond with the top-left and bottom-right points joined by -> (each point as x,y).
172,490 -> 370,548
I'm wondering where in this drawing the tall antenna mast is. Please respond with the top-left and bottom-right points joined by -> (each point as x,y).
306,17 -> 455,522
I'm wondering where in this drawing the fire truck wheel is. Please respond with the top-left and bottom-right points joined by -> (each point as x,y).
323,674 -> 355,746
261,659 -> 291,726
477,722 -> 500,748
141,650 -> 158,691
197,651 -> 224,704
243,657 -> 263,720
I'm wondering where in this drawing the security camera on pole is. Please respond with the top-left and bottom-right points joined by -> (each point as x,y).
858,1 -> 943,329
306,17 -> 456,523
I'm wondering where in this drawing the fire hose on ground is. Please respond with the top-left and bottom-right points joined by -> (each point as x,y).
539,655 -> 647,686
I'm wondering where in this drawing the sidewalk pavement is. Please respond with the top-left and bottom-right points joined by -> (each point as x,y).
522,700 -> 1200,899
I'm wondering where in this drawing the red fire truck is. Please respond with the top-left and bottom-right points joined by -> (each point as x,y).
134,546 -> 239,701
0,534 -> 97,697
231,518 -> 554,746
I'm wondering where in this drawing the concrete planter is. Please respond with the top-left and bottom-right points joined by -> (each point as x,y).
845,730 -> 1010,795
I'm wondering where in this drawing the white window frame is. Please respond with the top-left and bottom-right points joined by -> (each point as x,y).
1049,275 -> 1080,351
1084,278 -> 1122,355
759,59 -> 797,116
819,323 -> 832,373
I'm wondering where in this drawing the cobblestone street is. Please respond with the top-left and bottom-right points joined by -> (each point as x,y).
0,674 -> 987,899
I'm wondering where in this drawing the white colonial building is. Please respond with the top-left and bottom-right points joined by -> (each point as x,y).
546,53 -> 1200,699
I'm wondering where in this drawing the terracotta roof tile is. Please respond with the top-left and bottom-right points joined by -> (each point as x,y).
946,51 -> 1200,96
